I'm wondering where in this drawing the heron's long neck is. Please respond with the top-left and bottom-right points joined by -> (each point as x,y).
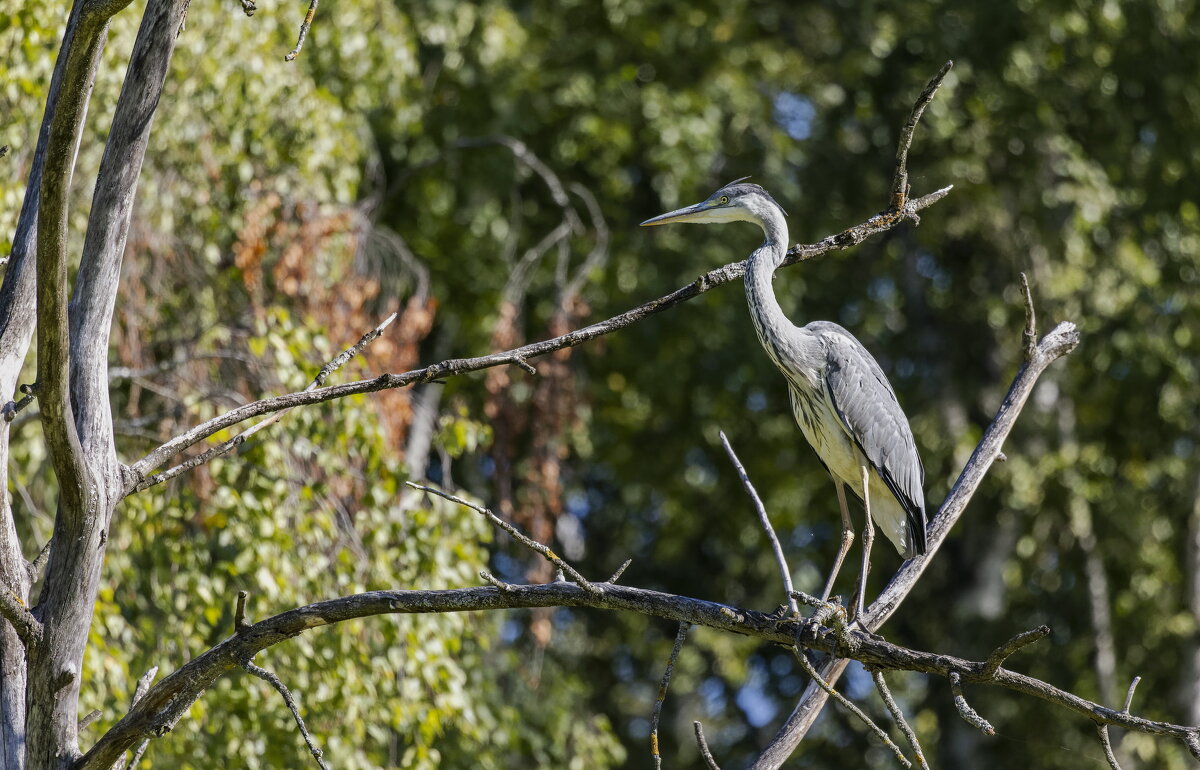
744,212 -> 822,381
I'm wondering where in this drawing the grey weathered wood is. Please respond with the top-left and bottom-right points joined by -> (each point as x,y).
0,0 -> 127,765
748,322 -> 1080,770
23,0 -> 184,767
75,570 -> 1197,769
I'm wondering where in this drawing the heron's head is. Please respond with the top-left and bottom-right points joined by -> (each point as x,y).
639,178 -> 787,230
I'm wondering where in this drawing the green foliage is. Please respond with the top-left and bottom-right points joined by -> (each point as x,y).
6,0 -> 1200,767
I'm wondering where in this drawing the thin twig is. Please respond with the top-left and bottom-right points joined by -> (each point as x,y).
607,558 -> 632,584
1121,676 -> 1141,714
241,657 -> 330,769
123,739 -> 150,770
28,537 -> 52,581
793,649 -> 911,767
693,721 -> 722,770
0,585 -> 42,647
120,666 -> 159,770
872,671 -> 929,770
948,671 -> 994,736
132,312 -> 397,492
1020,272 -> 1037,361
407,482 -> 600,594
891,60 -> 953,210
283,0 -> 318,61
132,667 -> 159,708
480,570 -> 516,592
234,590 -> 250,633
981,625 -> 1050,679
650,623 -> 691,769
1097,724 -> 1123,770
719,431 -> 798,616
78,709 -> 101,731
2,382 -> 38,423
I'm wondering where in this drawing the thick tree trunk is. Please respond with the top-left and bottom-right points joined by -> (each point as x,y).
17,0 -> 181,765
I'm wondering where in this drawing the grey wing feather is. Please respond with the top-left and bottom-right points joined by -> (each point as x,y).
810,321 -> 927,555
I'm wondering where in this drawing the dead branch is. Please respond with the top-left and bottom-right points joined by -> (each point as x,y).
872,671 -> 929,770
949,671 -> 994,736
130,312 -> 397,492
890,61 -> 953,210
284,0 -> 319,61
0,585 -> 42,647
693,722 -> 722,770
650,622 -> 690,769
240,656 -> 330,769
75,574 -> 1200,769
981,625 -> 1050,679
719,430 -> 798,615
407,482 -> 600,594
794,650 -> 910,767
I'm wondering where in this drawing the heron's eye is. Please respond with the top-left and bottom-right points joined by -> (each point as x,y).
719,196 -> 729,205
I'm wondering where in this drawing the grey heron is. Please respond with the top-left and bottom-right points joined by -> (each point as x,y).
641,180 -> 927,618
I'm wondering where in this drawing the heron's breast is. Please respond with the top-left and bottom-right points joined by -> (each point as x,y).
788,385 -> 861,483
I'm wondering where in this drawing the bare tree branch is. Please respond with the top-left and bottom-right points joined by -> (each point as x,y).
117,666 -> 158,770
981,625 -> 1050,680
0,588 -> 42,648
872,671 -> 929,770
125,185 -> 950,491
75,572 -> 1200,769
693,722 -> 722,770
240,656 -> 330,770
406,482 -> 599,594
607,558 -> 632,584
719,430 -> 798,616
949,671 -> 994,736
283,0 -> 319,61
650,622 -> 690,769
1097,724 -> 1123,770
891,60 -> 952,210
130,312 -> 397,492
1121,675 -> 1141,714
793,650 -> 910,767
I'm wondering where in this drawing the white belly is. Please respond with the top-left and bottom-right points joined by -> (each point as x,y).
789,386 -> 911,556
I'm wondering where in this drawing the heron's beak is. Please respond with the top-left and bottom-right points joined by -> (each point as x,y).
639,200 -> 717,226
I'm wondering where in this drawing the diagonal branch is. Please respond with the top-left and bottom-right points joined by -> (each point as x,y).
793,650 -> 910,767
125,186 -> 951,491
872,671 -> 929,770
240,656 -> 330,770
719,431 -> 797,615
650,622 -> 690,768
406,482 -> 600,594
129,311 -> 397,493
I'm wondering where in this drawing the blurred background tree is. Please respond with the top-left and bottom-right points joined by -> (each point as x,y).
2,0 -> 1197,767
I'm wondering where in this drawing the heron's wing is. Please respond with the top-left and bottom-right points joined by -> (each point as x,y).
811,322 -> 927,554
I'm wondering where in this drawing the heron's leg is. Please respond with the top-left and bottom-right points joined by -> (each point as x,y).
820,480 -> 855,602
854,464 -> 875,621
